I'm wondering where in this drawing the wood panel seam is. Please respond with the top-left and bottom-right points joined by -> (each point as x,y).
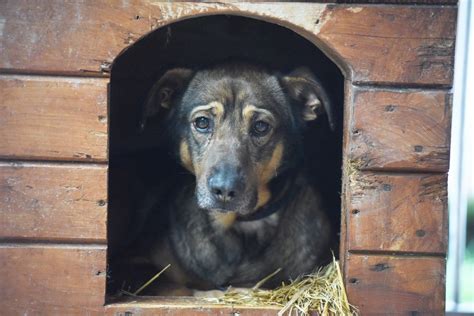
0,238 -> 107,246
0,73 -> 110,83
0,69 -> 110,79
348,169 -> 449,176
0,242 -> 107,249
352,83 -> 452,92
0,159 -> 108,168
348,249 -> 446,258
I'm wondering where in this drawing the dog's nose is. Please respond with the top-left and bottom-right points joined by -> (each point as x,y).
208,167 -> 243,203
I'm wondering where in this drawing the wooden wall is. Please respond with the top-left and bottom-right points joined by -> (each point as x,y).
0,1 -> 456,315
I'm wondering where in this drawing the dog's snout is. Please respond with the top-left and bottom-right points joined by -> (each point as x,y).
208,166 -> 243,203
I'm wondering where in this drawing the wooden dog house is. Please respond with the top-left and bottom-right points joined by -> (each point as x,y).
0,1 -> 456,315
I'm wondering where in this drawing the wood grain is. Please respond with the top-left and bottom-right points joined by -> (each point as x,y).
0,244 -> 106,315
345,254 -> 445,315
0,162 -> 107,242
349,89 -> 451,172
0,75 -> 108,161
106,297 -> 281,316
126,1 -> 458,3
320,6 -> 456,86
346,172 -> 447,254
0,2 -> 456,86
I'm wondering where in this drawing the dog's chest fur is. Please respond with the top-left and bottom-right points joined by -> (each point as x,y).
206,208 -> 282,263
234,213 -> 280,234
233,213 -> 280,250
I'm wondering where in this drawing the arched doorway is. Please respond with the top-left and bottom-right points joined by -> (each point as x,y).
107,14 -> 344,296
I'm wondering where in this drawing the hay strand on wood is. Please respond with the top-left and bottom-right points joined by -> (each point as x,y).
132,264 -> 171,295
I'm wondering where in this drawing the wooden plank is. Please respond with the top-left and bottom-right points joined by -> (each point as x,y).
346,172 -> 447,254
0,162 -> 107,242
106,297 -> 281,316
0,75 -> 108,162
345,254 -> 445,315
0,2 -> 456,86
0,244 -> 106,314
319,6 -> 456,86
119,1 -> 458,4
0,1 -> 158,76
349,89 -> 451,172
334,0 -> 457,3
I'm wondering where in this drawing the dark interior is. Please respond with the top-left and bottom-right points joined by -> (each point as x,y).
107,15 -> 344,296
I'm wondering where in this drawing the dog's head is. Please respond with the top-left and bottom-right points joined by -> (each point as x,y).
142,63 -> 333,215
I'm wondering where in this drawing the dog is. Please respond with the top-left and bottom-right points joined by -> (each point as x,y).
138,62 -> 334,290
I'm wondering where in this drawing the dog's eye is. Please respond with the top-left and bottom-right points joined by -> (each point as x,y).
252,120 -> 271,136
194,116 -> 211,132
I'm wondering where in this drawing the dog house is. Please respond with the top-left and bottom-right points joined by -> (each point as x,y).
0,1 -> 456,315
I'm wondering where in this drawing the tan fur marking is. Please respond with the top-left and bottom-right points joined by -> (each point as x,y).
191,101 -> 225,120
256,185 -> 272,209
242,105 -> 273,124
242,104 -> 256,123
261,143 -> 284,183
179,141 -> 194,173
212,212 -> 237,229
256,143 -> 284,209
210,101 -> 225,119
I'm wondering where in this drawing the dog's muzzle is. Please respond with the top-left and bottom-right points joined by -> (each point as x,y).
196,164 -> 255,213
207,165 -> 244,204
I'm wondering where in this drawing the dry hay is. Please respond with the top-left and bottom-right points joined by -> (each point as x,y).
204,257 -> 358,316
127,258 -> 358,315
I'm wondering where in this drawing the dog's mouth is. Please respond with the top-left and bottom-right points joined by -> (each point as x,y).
209,207 -> 234,213
197,198 -> 256,215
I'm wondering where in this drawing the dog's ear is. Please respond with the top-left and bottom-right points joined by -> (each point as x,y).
280,67 -> 335,130
139,68 -> 194,131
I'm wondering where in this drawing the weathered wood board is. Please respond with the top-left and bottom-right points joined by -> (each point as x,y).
349,88 -> 451,172
0,245 -> 106,315
106,297 -> 281,316
319,6 -> 456,86
346,172 -> 447,254
0,75 -> 108,162
0,2 -> 456,86
345,254 -> 445,315
0,162 -> 107,242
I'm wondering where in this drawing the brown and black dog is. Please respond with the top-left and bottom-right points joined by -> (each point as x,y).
138,62 -> 333,290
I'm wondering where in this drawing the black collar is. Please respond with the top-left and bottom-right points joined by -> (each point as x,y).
237,170 -> 299,222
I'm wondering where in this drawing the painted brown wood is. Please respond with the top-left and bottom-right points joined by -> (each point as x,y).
319,6 -> 456,86
0,162 -> 107,242
145,1 -> 458,3
349,89 -> 451,172
0,244 -> 106,314
345,254 -> 445,315
0,75 -> 108,162
0,2 -> 455,86
106,297 -> 281,316
346,172 -> 447,254
332,0 -> 456,3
